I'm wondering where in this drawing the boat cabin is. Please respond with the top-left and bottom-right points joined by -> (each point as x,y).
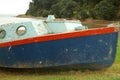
0,15 -> 87,43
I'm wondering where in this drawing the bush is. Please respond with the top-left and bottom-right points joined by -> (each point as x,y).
26,0 -> 120,20
89,10 -> 96,19
94,1 -> 118,20
42,10 -> 50,17
79,10 -> 89,20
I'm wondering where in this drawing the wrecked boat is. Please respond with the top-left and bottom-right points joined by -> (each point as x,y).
0,15 -> 119,69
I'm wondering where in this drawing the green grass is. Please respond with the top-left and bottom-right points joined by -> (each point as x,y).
0,38 -> 120,80
115,37 -> 120,62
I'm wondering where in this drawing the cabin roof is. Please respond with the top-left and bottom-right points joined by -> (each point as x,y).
0,17 -> 35,26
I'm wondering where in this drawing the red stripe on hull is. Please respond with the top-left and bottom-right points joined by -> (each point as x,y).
0,27 -> 116,48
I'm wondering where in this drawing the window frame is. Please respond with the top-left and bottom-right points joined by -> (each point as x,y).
16,25 -> 27,36
0,28 -> 6,39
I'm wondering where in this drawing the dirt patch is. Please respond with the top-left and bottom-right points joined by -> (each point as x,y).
81,19 -> 120,36
81,19 -> 116,28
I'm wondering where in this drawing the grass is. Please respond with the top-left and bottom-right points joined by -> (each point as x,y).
115,37 -> 120,62
0,19 -> 120,80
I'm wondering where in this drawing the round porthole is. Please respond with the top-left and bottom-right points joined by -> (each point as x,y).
0,28 -> 6,39
16,26 -> 26,36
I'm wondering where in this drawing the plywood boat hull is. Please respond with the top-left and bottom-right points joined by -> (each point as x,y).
0,27 -> 118,69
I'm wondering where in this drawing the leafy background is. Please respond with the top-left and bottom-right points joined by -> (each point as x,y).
26,0 -> 120,20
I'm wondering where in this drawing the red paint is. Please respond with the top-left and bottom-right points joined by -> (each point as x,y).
0,27 -> 116,48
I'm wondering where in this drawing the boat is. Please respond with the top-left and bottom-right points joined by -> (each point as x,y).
0,15 -> 119,69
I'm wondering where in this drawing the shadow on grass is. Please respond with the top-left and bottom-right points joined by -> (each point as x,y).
0,66 -> 104,76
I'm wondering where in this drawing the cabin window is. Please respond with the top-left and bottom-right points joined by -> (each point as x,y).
0,28 -> 6,39
16,26 -> 26,36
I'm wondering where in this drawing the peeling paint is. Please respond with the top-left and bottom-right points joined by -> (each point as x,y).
22,48 -> 24,50
65,49 -> 68,52
8,57 -> 10,59
0,23 -> 15,27
8,46 -> 11,51
99,39 -> 103,42
105,43 -> 108,45
39,61 -> 42,64
73,49 -> 78,52
109,46 -> 113,58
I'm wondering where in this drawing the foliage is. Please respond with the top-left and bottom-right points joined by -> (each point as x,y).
26,0 -> 120,20
94,1 -> 118,20
51,0 -> 79,18
79,10 -> 89,20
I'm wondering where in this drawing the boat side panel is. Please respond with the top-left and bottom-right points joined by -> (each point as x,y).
0,32 -> 118,69
0,22 -> 38,43
0,27 -> 115,48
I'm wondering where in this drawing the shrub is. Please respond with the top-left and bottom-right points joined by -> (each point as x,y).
94,1 -> 118,20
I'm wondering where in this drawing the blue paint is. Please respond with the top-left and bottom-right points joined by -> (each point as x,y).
0,32 -> 118,69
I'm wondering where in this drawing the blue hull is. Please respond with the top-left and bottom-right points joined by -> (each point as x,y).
0,32 -> 118,69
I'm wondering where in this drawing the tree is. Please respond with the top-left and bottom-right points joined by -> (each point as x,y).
26,0 -> 120,20
26,2 -> 38,16
51,0 -> 80,18
94,0 -> 118,20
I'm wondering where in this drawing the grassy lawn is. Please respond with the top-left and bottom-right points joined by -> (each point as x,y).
115,37 -> 120,63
